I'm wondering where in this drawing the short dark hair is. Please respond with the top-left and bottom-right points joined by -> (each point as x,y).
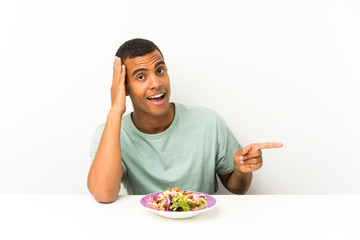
115,38 -> 163,62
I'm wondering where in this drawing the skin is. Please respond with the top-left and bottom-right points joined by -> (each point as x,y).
124,50 -> 174,134
87,50 -> 283,203
220,142 -> 283,194
87,57 -> 126,203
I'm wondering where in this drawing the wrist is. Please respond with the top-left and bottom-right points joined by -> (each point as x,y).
109,106 -> 126,116
233,168 -> 252,180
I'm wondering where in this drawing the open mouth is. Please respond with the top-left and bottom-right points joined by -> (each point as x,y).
147,93 -> 165,100
147,93 -> 166,105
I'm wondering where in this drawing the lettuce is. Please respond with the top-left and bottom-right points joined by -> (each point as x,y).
171,195 -> 191,211
170,195 -> 207,211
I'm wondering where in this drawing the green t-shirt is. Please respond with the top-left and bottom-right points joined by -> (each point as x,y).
89,102 -> 241,195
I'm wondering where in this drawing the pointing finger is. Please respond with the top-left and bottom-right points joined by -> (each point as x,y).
252,142 -> 283,151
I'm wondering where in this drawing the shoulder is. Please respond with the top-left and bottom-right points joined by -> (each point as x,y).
174,102 -> 218,119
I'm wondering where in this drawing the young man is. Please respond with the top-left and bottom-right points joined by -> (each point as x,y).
87,38 -> 282,203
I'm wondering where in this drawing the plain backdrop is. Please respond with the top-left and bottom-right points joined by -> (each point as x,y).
0,0 -> 359,195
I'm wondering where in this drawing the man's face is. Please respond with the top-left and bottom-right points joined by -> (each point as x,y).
124,50 -> 171,118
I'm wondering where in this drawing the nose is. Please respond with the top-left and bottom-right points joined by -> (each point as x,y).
149,74 -> 162,90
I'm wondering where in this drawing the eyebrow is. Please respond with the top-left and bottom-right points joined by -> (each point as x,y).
131,61 -> 166,77
132,68 -> 147,77
154,61 -> 165,69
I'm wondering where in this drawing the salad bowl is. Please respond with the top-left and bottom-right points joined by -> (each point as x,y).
140,191 -> 216,219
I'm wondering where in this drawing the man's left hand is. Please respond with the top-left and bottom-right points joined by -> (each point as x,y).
233,142 -> 283,173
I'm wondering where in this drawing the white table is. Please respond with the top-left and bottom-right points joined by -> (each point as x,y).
0,195 -> 359,240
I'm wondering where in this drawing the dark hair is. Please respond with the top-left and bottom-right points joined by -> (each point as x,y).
115,38 -> 163,62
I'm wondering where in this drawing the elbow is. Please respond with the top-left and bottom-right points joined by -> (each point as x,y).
89,187 -> 119,203
228,186 -> 250,195
93,192 -> 118,203
87,181 -> 119,203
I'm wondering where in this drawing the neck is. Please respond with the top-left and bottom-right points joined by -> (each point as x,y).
131,103 -> 175,134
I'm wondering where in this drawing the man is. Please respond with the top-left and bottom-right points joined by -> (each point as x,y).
87,38 -> 282,203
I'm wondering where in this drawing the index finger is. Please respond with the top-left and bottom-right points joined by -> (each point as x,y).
113,57 -> 120,83
253,142 -> 283,150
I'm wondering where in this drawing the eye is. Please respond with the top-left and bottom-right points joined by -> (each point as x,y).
137,75 -> 145,81
157,68 -> 165,74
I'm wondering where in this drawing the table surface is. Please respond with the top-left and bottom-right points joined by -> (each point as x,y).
1,194 -> 359,240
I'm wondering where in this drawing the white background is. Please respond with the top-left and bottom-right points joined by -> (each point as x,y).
0,0 -> 359,195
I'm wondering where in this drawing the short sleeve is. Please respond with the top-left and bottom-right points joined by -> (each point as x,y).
89,122 -> 128,180
89,122 -> 106,162
215,113 -> 241,175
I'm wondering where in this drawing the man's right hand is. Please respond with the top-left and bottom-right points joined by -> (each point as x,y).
111,57 -> 127,114
87,57 -> 126,203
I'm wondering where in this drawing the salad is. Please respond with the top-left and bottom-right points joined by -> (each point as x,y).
147,187 -> 207,212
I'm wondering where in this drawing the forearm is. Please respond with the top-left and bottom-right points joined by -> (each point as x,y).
226,169 -> 252,194
87,108 -> 124,203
